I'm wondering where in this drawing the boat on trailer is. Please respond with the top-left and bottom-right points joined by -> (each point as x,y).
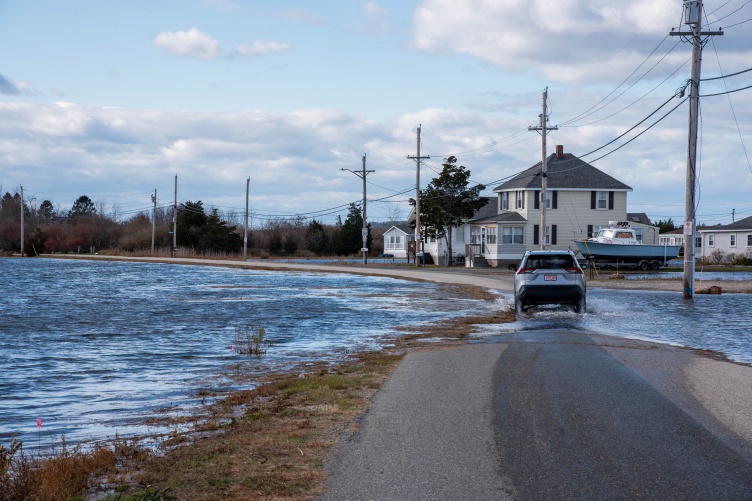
573,221 -> 681,271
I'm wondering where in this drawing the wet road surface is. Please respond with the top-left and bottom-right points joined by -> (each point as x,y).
322,329 -> 752,500
494,329 -> 752,500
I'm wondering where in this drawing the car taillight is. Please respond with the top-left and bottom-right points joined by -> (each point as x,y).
564,267 -> 583,274
516,267 -> 536,274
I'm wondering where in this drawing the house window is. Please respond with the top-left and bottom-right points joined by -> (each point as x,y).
501,192 -> 508,211
516,191 -> 524,209
748,234 -> 752,247
695,236 -> 701,248
708,234 -> 714,247
545,226 -> 550,245
730,234 -> 736,247
471,227 -> 482,244
502,226 -> 524,244
597,191 -> 608,209
386,235 -> 402,250
486,227 -> 497,244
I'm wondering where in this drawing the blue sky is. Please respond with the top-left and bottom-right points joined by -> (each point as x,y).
1,0 -> 751,228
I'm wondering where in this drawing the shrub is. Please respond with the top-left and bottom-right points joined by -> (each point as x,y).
709,248 -> 725,265
233,324 -> 271,356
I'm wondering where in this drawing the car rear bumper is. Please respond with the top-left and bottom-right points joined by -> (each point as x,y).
516,285 -> 585,305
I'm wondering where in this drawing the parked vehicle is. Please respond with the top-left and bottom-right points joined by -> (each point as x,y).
574,221 -> 680,271
514,250 -> 587,314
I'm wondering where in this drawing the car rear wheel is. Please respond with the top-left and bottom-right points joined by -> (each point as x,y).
574,296 -> 586,314
515,297 -> 525,315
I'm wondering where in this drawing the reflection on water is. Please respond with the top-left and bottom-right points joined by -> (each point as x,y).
0,258 -> 488,448
479,289 -> 752,365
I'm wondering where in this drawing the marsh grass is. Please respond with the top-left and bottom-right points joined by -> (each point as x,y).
233,323 -> 271,356
0,434 -> 149,501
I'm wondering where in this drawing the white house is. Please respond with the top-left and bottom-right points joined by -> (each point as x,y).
698,216 -> 752,260
380,224 -> 414,258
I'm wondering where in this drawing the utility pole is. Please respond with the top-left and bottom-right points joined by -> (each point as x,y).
341,154 -> 375,264
20,185 -> 24,257
172,175 -> 177,258
407,125 -> 429,266
670,0 -> 723,299
244,176 -> 250,261
528,87 -> 557,250
151,189 -> 157,254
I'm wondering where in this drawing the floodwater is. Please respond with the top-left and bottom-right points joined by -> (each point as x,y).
485,288 -> 752,365
0,258 -> 488,448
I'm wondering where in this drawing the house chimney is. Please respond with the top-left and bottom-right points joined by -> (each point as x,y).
556,145 -> 564,159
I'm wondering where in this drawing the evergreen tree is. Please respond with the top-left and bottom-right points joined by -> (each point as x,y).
332,204 -> 371,255
409,156 -> 486,263
305,219 -> 329,255
68,195 -> 97,221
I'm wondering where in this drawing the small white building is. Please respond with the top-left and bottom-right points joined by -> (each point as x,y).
698,216 -> 752,261
380,225 -> 414,258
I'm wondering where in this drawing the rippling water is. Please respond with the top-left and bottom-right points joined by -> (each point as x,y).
0,258 -> 489,448
487,288 -> 752,365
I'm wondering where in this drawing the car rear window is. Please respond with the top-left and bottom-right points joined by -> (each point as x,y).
525,255 -> 575,269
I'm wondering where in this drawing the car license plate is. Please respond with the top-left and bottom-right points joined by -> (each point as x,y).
544,275 -> 557,281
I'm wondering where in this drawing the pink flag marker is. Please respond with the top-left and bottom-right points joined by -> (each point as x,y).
37,416 -> 42,429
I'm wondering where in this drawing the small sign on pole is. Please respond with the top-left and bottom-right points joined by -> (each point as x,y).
683,220 -> 693,235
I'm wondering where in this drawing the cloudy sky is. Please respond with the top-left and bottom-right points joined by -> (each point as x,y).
1,0 -> 750,227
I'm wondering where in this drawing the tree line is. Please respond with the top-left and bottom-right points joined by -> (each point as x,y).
0,191 -> 375,258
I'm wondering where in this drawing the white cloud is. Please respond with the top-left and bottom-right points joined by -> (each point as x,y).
361,1 -> 392,34
411,0 -> 684,84
153,28 -> 221,59
236,40 -> 290,58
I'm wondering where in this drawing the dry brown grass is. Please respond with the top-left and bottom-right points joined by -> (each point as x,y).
0,435 -> 148,501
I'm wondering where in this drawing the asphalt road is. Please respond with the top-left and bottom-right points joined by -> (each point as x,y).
322,329 -> 752,500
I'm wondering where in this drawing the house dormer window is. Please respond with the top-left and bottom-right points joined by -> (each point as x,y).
501,192 -> 508,211
516,191 -> 524,209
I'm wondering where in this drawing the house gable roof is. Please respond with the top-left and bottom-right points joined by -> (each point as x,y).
627,213 -> 652,225
384,224 -> 413,235
493,152 -> 632,192
698,215 -> 752,232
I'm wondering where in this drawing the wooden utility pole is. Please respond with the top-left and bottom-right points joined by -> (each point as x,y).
341,154 -> 374,264
172,175 -> 177,258
244,177 -> 250,262
151,189 -> 157,254
20,185 -> 24,257
407,125 -> 429,266
670,0 -> 723,299
528,88 -> 557,250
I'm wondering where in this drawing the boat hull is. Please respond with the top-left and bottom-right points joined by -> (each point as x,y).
574,240 -> 680,262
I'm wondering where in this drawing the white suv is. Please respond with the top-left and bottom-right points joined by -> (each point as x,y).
514,250 -> 586,314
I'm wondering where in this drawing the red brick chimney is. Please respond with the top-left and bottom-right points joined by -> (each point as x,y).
556,145 -> 564,159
